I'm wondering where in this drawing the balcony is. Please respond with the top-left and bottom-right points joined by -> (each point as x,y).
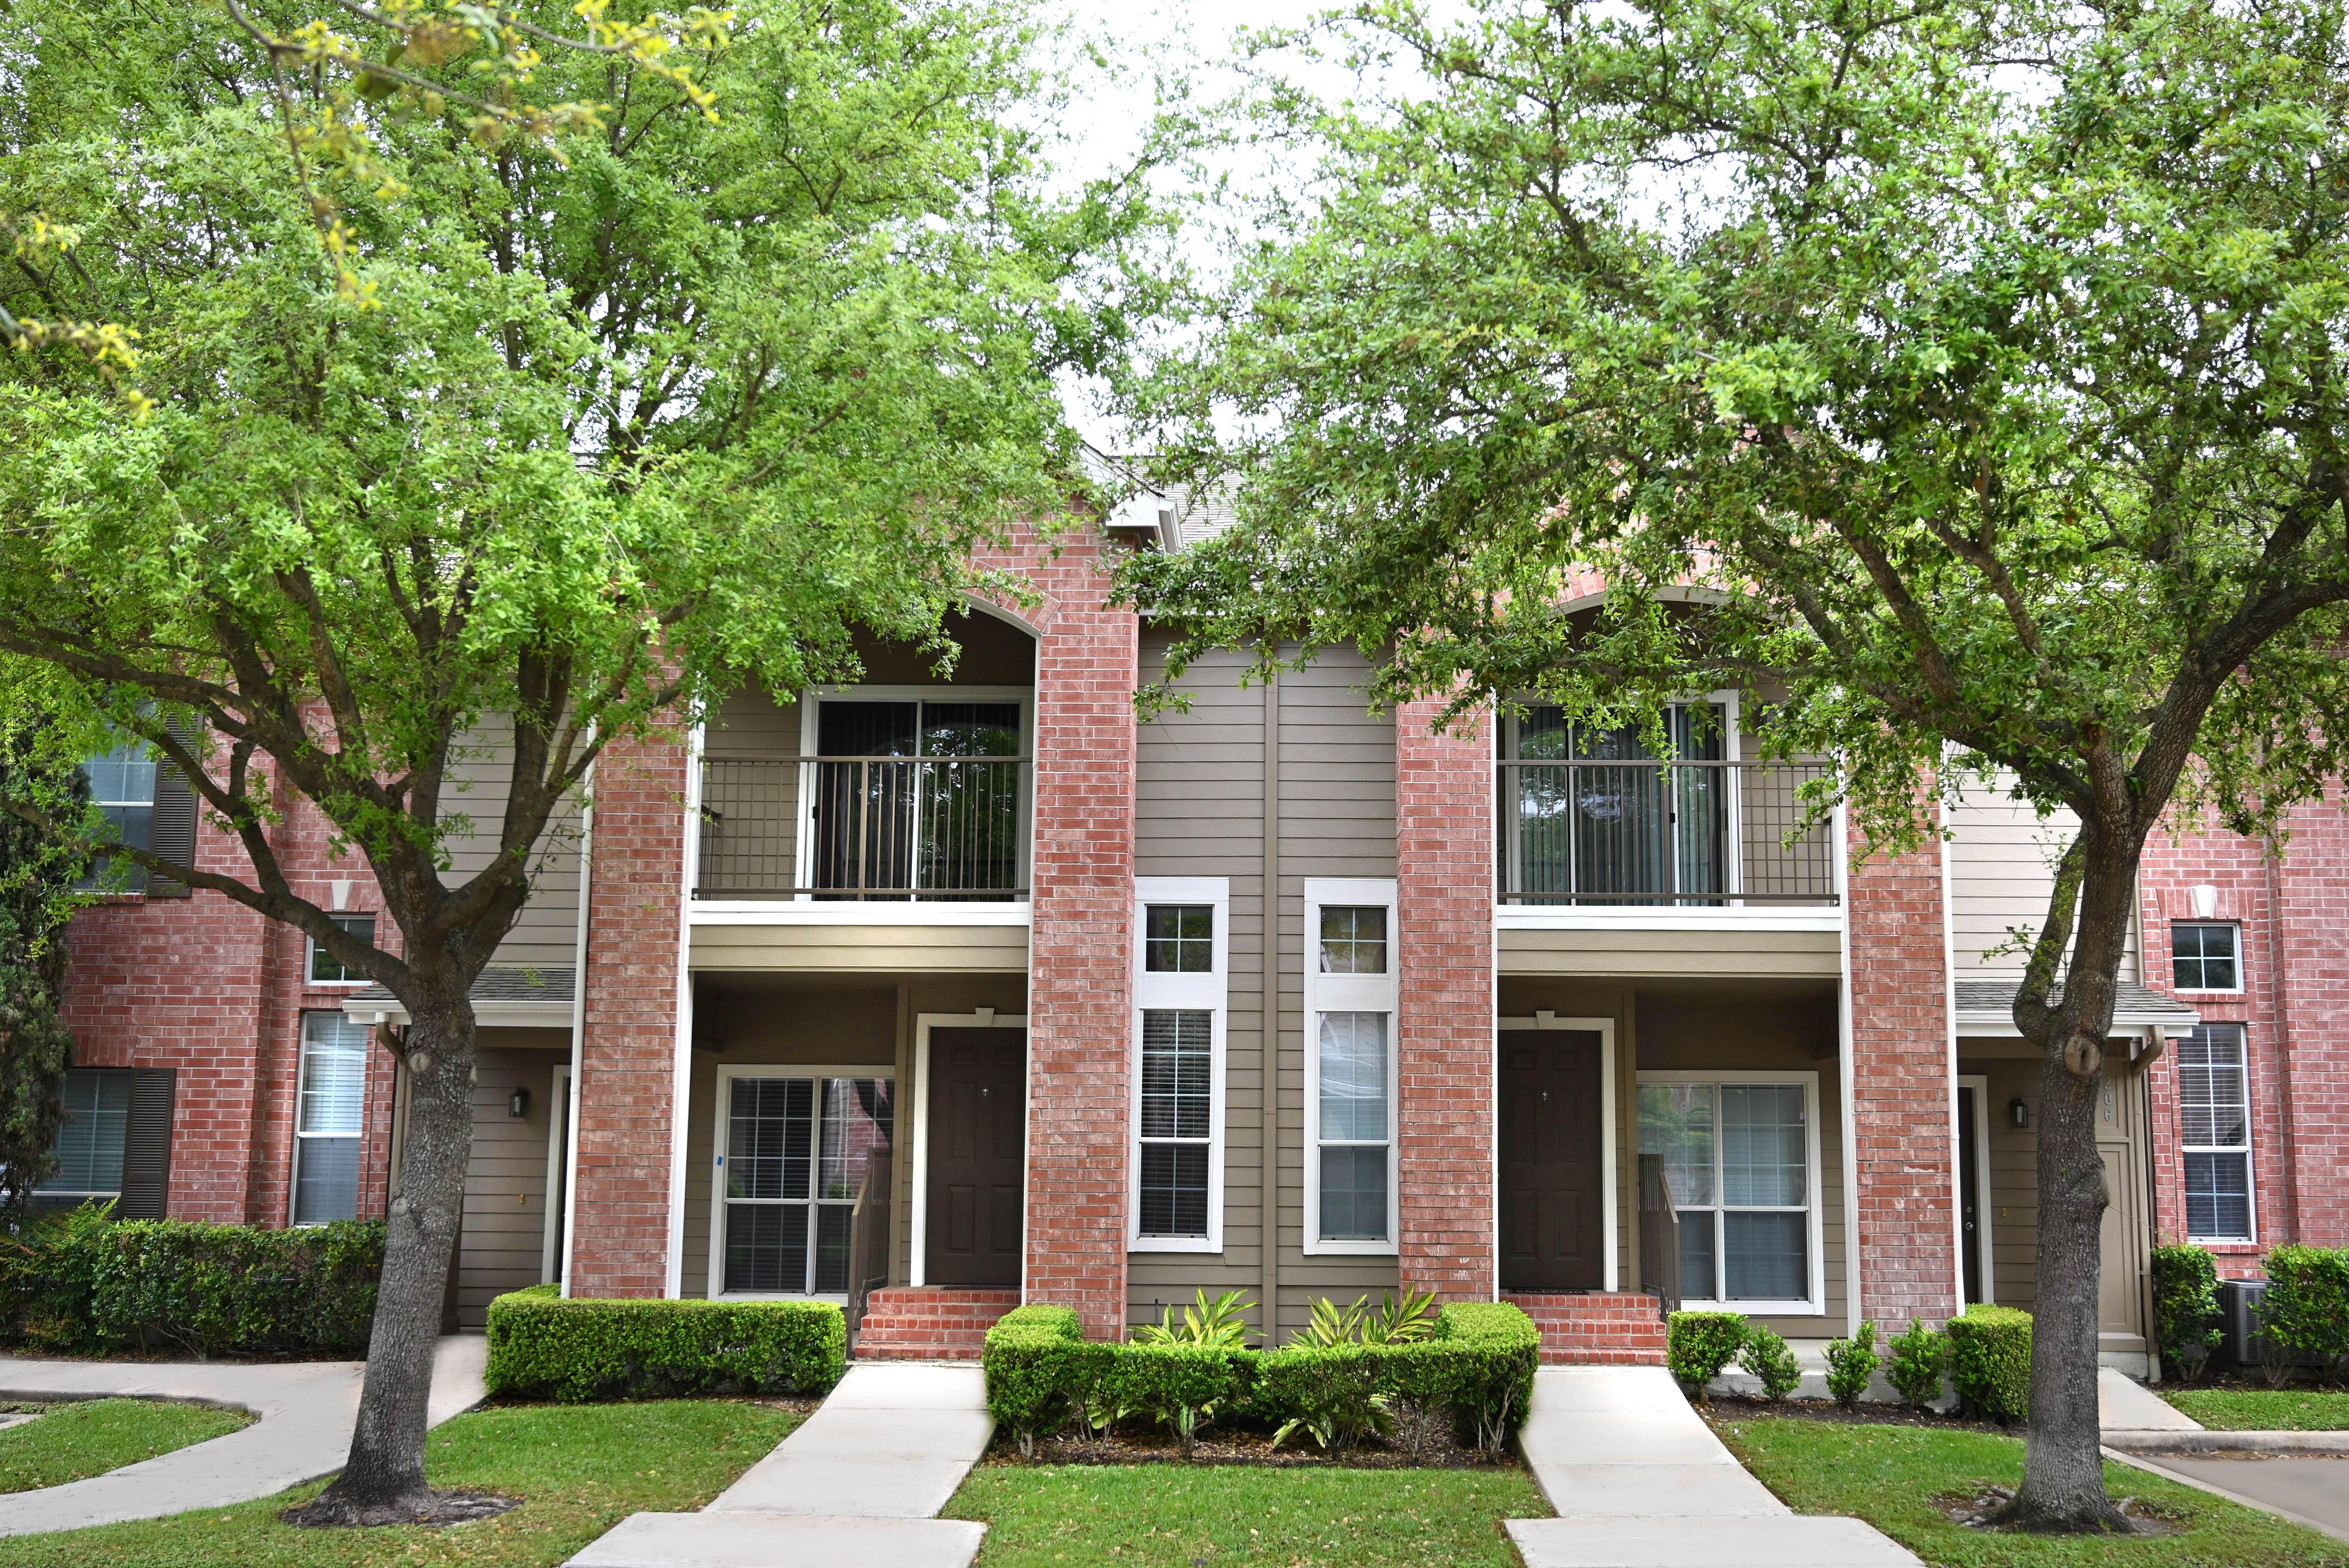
1497,758 -> 1837,908
695,755 -> 1029,902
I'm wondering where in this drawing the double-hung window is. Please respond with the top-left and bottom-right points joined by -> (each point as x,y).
1305,878 -> 1397,1255
2173,924 -> 2242,993
36,1069 -> 131,1201
2178,1025 -> 2254,1243
1132,879 -> 1227,1251
714,1071 -> 894,1295
76,740 -> 157,893
1637,1072 -> 1822,1311
293,1013 -> 369,1223
308,914 -> 377,985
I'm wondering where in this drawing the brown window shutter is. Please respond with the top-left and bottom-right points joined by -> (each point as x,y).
146,723 -> 197,899
116,1069 -> 176,1219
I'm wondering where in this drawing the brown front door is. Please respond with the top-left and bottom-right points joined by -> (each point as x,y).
925,1028 -> 1026,1287
1500,1031 -> 1605,1292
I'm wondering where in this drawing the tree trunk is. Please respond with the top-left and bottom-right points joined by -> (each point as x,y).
2001,823 -> 2136,1535
298,997 -> 476,1523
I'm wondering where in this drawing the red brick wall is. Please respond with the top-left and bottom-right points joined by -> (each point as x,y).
1395,697 -> 1495,1300
2137,825 -> 2288,1273
1846,827 -> 1958,1323
1002,526 -> 1135,1338
2272,795 -> 2349,1249
570,731 -> 689,1297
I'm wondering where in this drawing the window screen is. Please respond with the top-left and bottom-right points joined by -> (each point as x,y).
2178,1025 -> 2253,1241
1138,1010 -> 1212,1237
294,1013 -> 369,1223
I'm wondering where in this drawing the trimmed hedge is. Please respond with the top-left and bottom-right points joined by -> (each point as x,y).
2152,1244 -> 2224,1382
485,1286 -> 846,1402
2261,1245 -> 2349,1382
979,1299 -> 1540,1458
1946,1305 -> 2031,1423
0,1203 -> 383,1355
1666,1311 -> 1747,1399
1885,1318 -> 1946,1408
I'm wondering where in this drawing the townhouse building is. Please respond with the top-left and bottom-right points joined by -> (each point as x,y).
41,505 -> 2349,1368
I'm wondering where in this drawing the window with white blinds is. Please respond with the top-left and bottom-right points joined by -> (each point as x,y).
38,1069 -> 130,1197
2178,1025 -> 2254,1243
1132,878 -> 1228,1251
293,1013 -> 369,1224
1305,878 -> 1398,1255
1638,1073 -> 1823,1311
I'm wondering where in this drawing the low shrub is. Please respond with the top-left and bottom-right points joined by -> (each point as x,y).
2152,1244 -> 2224,1383
484,1287 -> 845,1402
2260,1245 -> 2349,1386
984,1310 -> 1108,1459
1100,1341 -> 1245,1456
1667,1311 -> 1747,1401
1433,1301 -> 1540,1454
0,1201 -> 383,1355
1885,1319 -> 1946,1409
1823,1321 -> 1878,1409
1738,1323 -> 1801,1402
1258,1343 -> 1391,1457
1946,1305 -> 2032,1423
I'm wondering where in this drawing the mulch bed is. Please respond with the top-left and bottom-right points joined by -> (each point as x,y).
983,1418 -> 1522,1470
1699,1393 -> 2018,1434
1938,1484 -> 2183,1537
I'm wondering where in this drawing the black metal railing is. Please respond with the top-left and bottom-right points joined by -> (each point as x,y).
1497,758 -> 1837,905
695,756 -> 1029,900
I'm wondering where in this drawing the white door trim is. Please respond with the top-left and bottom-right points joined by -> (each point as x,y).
542,1065 -> 573,1286
910,1012 -> 1028,1289
1959,1073 -> 1993,1305
1498,1015 -> 1619,1292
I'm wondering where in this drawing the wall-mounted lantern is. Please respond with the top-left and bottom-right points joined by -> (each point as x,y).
508,1086 -> 531,1120
2009,1096 -> 2029,1130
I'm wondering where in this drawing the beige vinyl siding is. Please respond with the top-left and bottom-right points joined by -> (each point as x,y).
1948,776 -> 2139,982
680,977 -> 1023,1299
688,923 -> 1028,973
1500,925 -> 1842,978
1129,636 -> 1402,1339
1132,641 -> 1269,1323
437,717 -> 583,970
453,1039 -> 565,1327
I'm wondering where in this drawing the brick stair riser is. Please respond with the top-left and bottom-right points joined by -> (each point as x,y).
852,1288 -> 1017,1361
1504,1292 -> 1670,1366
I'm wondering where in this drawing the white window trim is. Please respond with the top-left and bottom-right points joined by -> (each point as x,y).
909,1011 -> 1027,1289
307,913 -> 379,989
289,1013 -> 368,1228
2172,922 -> 2246,996
2181,1023 -> 2258,1245
793,686 -> 1036,907
1637,1067 -> 1826,1316
1130,877 -> 1229,1253
707,1062 -> 900,1302
1497,1016 -> 1619,1292
1305,877 -> 1400,1256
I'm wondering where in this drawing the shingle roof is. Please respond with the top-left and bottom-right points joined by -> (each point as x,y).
1953,979 -> 2199,1028
344,965 -> 573,1009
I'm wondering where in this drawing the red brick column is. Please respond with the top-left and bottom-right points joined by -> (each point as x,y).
1014,532 -> 1135,1339
570,731 -> 689,1297
1846,826 -> 1957,1324
1395,698 -> 1495,1301
2272,793 -> 2349,1249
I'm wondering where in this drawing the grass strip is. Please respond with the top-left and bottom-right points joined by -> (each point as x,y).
2160,1389 -> 2349,1432
0,1399 -> 797,1567
944,1463 -> 1548,1567
1715,1415 -> 2344,1566
0,1401 -> 249,1494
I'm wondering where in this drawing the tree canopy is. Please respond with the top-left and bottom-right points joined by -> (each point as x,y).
1118,0 -> 2349,1529
0,733 -> 88,1215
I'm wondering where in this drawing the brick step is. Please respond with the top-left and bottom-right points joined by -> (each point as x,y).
853,1286 -> 1019,1363
1504,1291 -> 1670,1366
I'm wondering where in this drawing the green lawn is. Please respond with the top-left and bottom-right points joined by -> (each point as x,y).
943,1464 -> 1548,1567
1715,1417 -> 2345,1566
2162,1388 -> 2349,1431
0,1400 -> 798,1567
0,1401 -> 249,1494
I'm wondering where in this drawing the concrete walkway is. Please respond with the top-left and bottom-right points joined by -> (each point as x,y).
569,1363 -> 990,1568
1505,1366 -> 1923,1568
0,1335 -> 488,1536
2096,1367 -> 2349,1543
